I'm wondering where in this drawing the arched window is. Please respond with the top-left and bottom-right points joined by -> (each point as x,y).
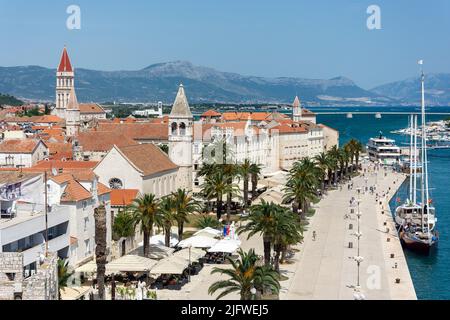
109,178 -> 123,189
179,122 -> 186,135
171,122 -> 178,135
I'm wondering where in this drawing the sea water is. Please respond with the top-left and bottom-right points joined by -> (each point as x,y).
314,106 -> 450,300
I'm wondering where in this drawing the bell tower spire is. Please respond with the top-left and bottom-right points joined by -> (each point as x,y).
168,84 -> 193,191
54,46 -> 74,119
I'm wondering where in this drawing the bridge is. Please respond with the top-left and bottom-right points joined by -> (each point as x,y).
312,111 -> 450,119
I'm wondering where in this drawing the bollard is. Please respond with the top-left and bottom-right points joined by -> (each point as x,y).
349,224 -> 353,230
348,242 -> 353,248
395,278 -> 401,284
390,253 -> 395,258
387,238 -> 390,242
383,222 -> 387,226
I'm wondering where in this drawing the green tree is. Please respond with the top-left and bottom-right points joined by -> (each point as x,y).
195,215 -> 222,229
57,258 -> 73,300
156,196 -> 176,247
208,249 -> 280,300
238,200 -> 283,265
201,170 -> 237,220
112,210 -> 136,256
172,188 -> 199,241
129,194 -> 159,258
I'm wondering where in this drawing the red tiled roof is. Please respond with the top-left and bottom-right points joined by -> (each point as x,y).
0,139 -> 46,153
60,180 -> 91,202
97,182 -> 111,196
76,131 -> 137,152
58,47 -> 73,72
201,109 -> 222,117
79,103 -> 105,114
32,160 -> 98,170
110,189 -> 139,206
95,123 -> 168,141
46,142 -> 73,160
36,115 -> 64,123
116,143 -> 178,176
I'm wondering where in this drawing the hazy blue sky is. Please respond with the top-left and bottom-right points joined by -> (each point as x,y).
0,0 -> 448,88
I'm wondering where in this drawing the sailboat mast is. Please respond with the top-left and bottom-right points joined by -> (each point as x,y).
409,114 -> 413,201
413,114 -> 418,204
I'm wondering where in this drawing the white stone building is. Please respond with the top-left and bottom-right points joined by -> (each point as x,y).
0,139 -> 49,168
94,144 -> 178,198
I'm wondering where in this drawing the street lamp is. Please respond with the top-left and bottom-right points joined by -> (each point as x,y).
250,287 -> 257,300
188,245 -> 192,283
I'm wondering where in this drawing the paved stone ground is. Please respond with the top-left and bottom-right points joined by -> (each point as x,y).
157,162 -> 416,300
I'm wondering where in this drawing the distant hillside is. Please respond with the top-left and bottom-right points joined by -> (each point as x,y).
371,73 -> 450,106
0,93 -> 23,106
0,61 -> 395,106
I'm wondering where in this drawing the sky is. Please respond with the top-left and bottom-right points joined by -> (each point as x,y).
0,0 -> 449,88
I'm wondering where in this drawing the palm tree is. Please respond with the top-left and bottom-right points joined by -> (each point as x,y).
156,196 -> 176,247
346,139 -> 364,171
238,159 -> 252,208
196,215 -> 222,229
94,204 -> 107,300
284,159 -> 319,218
129,194 -> 159,258
272,209 -> 303,272
112,210 -> 136,256
172,188 -> 199,241
223,163 -> 240,221
314,152 -> 329,191
250,163 -> 262,199
57,258 -> 73,300
208,249 -> 280,300
238,200 -> 283,265
201,170 -> 237,220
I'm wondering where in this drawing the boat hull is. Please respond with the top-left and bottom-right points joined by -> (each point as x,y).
400,230 -> 438,255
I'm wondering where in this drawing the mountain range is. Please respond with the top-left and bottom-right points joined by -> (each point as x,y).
0,61 -> 448,106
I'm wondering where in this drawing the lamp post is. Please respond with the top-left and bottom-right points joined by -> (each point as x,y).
250,287 -> 257,300
188,245 -> 192,283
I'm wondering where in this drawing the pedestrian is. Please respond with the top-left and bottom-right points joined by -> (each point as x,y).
312,230 -> 317,241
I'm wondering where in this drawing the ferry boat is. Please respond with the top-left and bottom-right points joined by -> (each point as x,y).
366,134 -> 401,165
395,61 -> 438,254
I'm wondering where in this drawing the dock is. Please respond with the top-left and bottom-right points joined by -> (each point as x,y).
281,162 -> 416,300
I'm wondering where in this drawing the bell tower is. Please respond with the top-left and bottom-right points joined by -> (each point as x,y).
292,95 -> 302,122
65,86 -> 80,137
54,46 -> 74,119
168,84 -> 193,191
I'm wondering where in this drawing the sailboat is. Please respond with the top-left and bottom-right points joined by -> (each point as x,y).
394,61 -> 438,254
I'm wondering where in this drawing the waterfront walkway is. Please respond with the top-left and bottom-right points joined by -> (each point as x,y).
281,162 -> 416,300
157,162 -> 416,300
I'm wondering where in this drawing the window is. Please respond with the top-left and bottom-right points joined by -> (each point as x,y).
179,122 -> 186,135
109,178 -> 123,189
85,239 -> 91,255
82,200 -> 88,210
84,217 -> 89,231
171,122 -> 178,135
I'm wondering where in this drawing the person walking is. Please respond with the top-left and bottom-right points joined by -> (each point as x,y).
312,231 -> 317,241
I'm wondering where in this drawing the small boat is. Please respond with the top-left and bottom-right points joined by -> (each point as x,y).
395,61 -> 438,254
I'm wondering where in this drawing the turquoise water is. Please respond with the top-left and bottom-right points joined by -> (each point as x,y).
314,107 -> 450,300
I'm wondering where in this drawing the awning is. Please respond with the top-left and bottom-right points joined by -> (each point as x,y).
177,235 -> 219,248
150,234 -> 179,247
106,255 -> 158,273
130,244 -> 175,260
193,227 -> 222,238
60,286 -> 92,300
75,255 -> 158,274
150,256 -> 189,275
173,247 -> 205,262
208,239 -> 241,253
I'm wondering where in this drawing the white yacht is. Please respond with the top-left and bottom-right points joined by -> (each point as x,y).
366,133 -> 401,165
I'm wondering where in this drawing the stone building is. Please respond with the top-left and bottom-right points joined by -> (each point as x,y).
0,252 -> 58,300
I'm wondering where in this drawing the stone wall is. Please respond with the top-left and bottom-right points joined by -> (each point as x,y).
0,252 -> 58,300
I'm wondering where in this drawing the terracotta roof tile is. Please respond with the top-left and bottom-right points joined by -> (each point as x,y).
201,109 -> 222,117
76,131 -> 137,152
97,182 -> 111,196
0,139 -> 46,153
58,47 -> 73,72
116,143 -> 178,176
60,180 -> 91,202
79,103 -> 106,114
110,189 -> 139,206
32,160 -> 98,171
95,123 -> 168,141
